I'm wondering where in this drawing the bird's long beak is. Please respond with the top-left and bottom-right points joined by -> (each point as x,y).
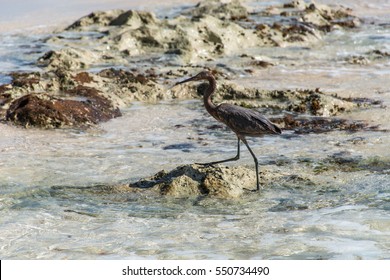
173,76 -> 197,87
168,78 -> 188,90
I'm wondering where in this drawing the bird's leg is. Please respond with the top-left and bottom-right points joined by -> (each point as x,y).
196,137 -> 240,165
241,138 -> 260,191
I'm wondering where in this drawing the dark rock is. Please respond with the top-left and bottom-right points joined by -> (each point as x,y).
0,84 -> 10,94
370,49 -> 390,57
6,86 -> 121,128
271,114 -> 374,134
98,68 -> 151,85
11,72 -> 41,88
73,72 -> 94,84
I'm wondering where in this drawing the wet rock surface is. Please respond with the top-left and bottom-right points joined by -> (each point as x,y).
271,114 -> 380,134
129,164 -> 256,198
6,86 -> 121,128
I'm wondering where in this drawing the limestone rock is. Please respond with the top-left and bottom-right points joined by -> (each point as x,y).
109,10 -> 157,27
129,164 -> 257,198
37,48 -> 99,71
46,0 -> 362,68
66,10 -> 125,30
186,0 -> 248,20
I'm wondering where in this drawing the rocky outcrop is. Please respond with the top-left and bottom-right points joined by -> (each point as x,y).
44,0 -> 362,67
6,86 -> 121,128
2,66 -> 362,129
129,164 -> 257,198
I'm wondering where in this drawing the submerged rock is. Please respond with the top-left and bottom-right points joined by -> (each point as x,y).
129,164 -> 257,198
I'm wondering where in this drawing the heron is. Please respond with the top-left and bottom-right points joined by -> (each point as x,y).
174,71 -> 282,191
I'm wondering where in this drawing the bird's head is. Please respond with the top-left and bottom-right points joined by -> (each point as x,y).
174,71 -> 213,86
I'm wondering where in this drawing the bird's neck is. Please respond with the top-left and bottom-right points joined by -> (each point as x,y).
203,76 -> 217,116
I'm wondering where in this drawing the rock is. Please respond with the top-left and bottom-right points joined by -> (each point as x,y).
129,164 -> 257,198
346,55 -> 370,65
106,12 -> 259,63
42,0 -> 362,69
369,49 -> 390,58
271,114 -> 374,134
66,10 -> 125,30
73,72 -> 95,84
256,0 -> 360,46
37,48 -> 99,71
284,0 -> 306,10
95,68 -> 167,105
6,86 -> 121,128
109,10 -> 157,27
284,90 -> 355,116
186,0 -> 249,20
10,72 -> 41,88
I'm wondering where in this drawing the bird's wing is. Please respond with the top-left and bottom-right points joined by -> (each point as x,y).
215,103 -> 281,136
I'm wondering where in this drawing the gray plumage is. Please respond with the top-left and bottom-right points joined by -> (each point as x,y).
215,103 -> 281,137
174,71 -> 281,191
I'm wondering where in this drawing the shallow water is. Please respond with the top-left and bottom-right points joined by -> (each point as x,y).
1,0 -> 390,259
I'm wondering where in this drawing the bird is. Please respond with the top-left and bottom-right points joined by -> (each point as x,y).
174,71 -> 282,191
